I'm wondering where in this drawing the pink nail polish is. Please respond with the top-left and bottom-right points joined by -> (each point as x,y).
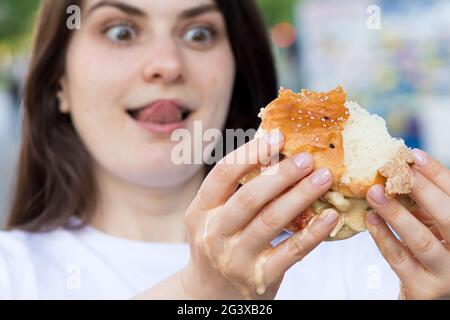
320,209 -> 338,225
311,168 -> 331,186
368,185 -> 387,205
411,149 -> 428,167
367,210 -> 382,226
294,153 -> 313,169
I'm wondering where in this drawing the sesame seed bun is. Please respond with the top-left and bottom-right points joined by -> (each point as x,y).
240,86 -> 416,241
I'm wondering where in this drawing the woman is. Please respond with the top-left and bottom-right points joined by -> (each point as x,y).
1,0 -> 449,299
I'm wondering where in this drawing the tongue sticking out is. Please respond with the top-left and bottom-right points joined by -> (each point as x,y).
134,101 -> 183,124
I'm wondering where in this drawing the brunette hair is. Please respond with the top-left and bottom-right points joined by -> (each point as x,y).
7,0 -> 277,231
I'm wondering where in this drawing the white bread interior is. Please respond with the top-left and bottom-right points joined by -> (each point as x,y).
340,101 -> 407,190
242,97 -> 416,241
323,101 -> 415,240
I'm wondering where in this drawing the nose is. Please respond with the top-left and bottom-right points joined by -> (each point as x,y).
142,38 -> 184,84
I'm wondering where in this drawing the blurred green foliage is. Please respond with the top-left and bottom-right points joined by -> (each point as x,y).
257,0 -> 299,26
0,0 -> 39,51
0,0 -> 298,47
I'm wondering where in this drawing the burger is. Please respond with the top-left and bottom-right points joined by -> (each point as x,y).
240,86 -> 417,241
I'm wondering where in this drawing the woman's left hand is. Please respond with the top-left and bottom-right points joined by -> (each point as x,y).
365,149 -> 450,300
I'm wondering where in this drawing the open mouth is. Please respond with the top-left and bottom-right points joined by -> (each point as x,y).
127,100 -> 192,125
127,108 -> 191,122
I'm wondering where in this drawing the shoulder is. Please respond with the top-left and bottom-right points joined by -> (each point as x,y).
0,227 -> 78,299
0,229 -> 36,298
0,229 -> 36,267
0,227 -> 79,256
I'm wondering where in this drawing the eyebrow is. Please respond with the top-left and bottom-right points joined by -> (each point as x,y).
87,1 -> 147,18
179,4 -> 219,19
87,1 -> 219,20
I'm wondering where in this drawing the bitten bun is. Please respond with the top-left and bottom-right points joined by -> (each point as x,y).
240,86 -> 416,241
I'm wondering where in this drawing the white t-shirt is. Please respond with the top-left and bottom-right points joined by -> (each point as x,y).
0,224 -> 400,300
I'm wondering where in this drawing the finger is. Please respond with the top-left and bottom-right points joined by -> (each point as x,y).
428,224 -> 444,242
211,152 -> 320,236
237,167 -> 334,251
411,170 -> 450,243
411,207 -> 435,226
411,208 -> 444,241
411,149 -> 450,195
367,185 -> 448,274
194,130 -> 284,211
365,210 -> 425,283
263,209 -> 339,279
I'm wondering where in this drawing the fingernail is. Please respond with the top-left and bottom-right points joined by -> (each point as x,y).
411,148 -> 428,167
311,168 -> 332,186
320,209 -> 338,225
266,131 -> 284,146
294,153 -> 313,169
368,185 -> 387,205
367,209 -> 382,226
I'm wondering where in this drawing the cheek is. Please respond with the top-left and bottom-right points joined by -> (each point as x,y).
197,51 -> 235,97
63,42 -> 131,171
65,33 -> 144,109
64,36 -> 139,139
67,58 -> 127,107
187,48 -> 236,125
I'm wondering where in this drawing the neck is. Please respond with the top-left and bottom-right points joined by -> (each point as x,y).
89,168 -> 205,243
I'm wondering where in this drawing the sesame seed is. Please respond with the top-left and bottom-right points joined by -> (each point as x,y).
315,137 -> 319,143
306,122 -> 311,126
322,124 -> 327,127
297,124 -> 302,128
323,96 -> 329,101
290,117 -> 295,121
329,143 -> 335,149
307,111 -> 312,115
310,116 -> 315,120
298,116 -> 303,120
298,110 -> 303,114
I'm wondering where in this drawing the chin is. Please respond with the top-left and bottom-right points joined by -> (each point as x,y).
126,162 -> 204,189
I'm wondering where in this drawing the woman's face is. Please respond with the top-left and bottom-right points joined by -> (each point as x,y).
59,0 -> 235,187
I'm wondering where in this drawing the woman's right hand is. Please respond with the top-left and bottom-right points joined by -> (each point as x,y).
181,131 -> 339,299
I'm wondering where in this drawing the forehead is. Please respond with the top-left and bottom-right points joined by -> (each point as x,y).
84,0 -> 217,16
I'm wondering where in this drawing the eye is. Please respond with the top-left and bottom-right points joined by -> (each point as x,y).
104,23 -> 138,44
182,26 -> 216,48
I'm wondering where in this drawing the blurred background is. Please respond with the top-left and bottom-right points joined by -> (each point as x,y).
0,0 -> 449,225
